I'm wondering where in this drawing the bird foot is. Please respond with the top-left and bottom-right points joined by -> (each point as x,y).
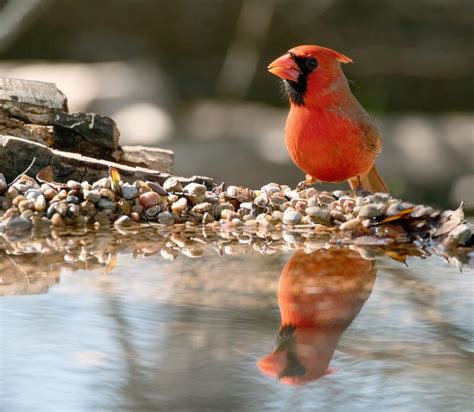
297,175 -> 318,190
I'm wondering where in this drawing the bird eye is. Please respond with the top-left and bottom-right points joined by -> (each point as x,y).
306,57 -> 318,70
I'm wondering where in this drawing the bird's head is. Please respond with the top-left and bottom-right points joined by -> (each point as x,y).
268,45 -> 352,106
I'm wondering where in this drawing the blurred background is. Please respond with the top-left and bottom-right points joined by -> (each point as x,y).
0,0 -> 472,208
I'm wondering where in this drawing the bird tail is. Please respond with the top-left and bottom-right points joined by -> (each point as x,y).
350,166 -> 389,193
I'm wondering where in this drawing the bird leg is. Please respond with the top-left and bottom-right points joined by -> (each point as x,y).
297,174 -> 318,190
348,176 -> 367,196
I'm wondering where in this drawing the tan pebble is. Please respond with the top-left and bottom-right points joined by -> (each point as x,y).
99,188 -> 116,201
131,212 -> 141,222
51,213 -> 65,226
339,218 -> 361,230
161,247 -> 179,261
12,195 -> 26,206
192,202 -> 212,214
18,199 -> 34,212
34,195 -> 47,212
6,187 -> 19,199
43,188 -> 58,200
171,197 -> 188,213
168,194 -> 179,203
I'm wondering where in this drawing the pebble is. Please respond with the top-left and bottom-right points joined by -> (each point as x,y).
283,208 -> 302,225
114,215 -> 133,227
172,198 -> 189,214
163,177 -> 183,193
84,190 -> 101,203
139,191 -> 160,209
34,195 -> 47,212
66,195 -> 80,205
184,183 -> 207,205
51,213 -> 65,227
358,204 -> 385,218
97,198 -> 116,211
339,218 -> 361,230
306,207 -> 331,225
145,206 -> 160,219
99,188 -> 116,201
254,193 -> 268,208
118,199 -> 132,215
67,180 -> 82,191
6,216 -> 32,230
192,202 -> 212,214
121,183 -> 138,200
158,211 -> 174,225
0,173 -> 7,194
446,223 -> 472,245
147,181 -> 167,195
13,176 -> 39,193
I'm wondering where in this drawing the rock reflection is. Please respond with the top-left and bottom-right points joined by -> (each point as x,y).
258,248 -> 376,384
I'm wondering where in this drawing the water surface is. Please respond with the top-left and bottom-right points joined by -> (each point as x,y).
1,233 -> 473,411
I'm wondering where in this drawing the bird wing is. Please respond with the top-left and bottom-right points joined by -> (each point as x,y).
358,116 -> 383,155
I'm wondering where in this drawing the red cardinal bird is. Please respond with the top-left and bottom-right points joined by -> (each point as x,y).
257,248 -> 376,385
268,45 -> 388,192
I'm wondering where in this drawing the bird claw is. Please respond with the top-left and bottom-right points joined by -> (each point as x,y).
297,175 -> 318,190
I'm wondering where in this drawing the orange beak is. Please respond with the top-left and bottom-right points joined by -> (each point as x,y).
268,53 -> 301,82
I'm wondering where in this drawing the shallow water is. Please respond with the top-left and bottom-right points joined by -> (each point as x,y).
1,234 -> 473,411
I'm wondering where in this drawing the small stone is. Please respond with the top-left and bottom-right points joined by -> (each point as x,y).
42,188 -> 57,201
147,181 -> 168,195
80,200 -> 97,216
158,211 -> 174,225
139,191 -> 160,208
66,195 -> 80,205
65,204 -> 78,218
51,213 -> 65,227
118,199 -> 131,215
254,193 -> 268,208
306,206 -> 331,225
131,212 -> 141,222
24,189 -> 43,200
144,206 -> 160,219
318,194 -> 335,205
121,183 -> 138,200
114,215 -> 133,227
97,198 -> 116,211
20,210 -> 34,220
192,202 -> 212,214
339,218 -> 361,230
411,205 -> 434,218
84,190 -> 101,203
99,188 -> 116,201
12,195 -> 25,206
92,177 -> 110,189
171,197 -> 188,214
13,176 -> 39,193
132,204 -> 144,214
5,187 -> 18,199
67,180 -> 82,191
0,173 -> 7,194
261,183 -> 281,195
283,208 -> 302,225
447,224 -> 472,245
34,195 -> 47,212
94,211 -> 110,225
31,216 -> 51,228
358,204 -> 385,218
6,216 -> 32,230
163,177 -> 183,193
184,183 -> 207,205
18,199 -> 34,212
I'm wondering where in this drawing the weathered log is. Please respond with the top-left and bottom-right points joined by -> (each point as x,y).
0,76 -> 68,112
0,135 -> 212,187
51,111 -> 120,159
0,108 -> 54,145
118,145 -> 174,172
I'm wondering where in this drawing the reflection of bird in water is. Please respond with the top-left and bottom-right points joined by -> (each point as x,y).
258,248 -> 376,385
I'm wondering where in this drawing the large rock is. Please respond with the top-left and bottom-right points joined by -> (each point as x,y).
0,135 -> 213,188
